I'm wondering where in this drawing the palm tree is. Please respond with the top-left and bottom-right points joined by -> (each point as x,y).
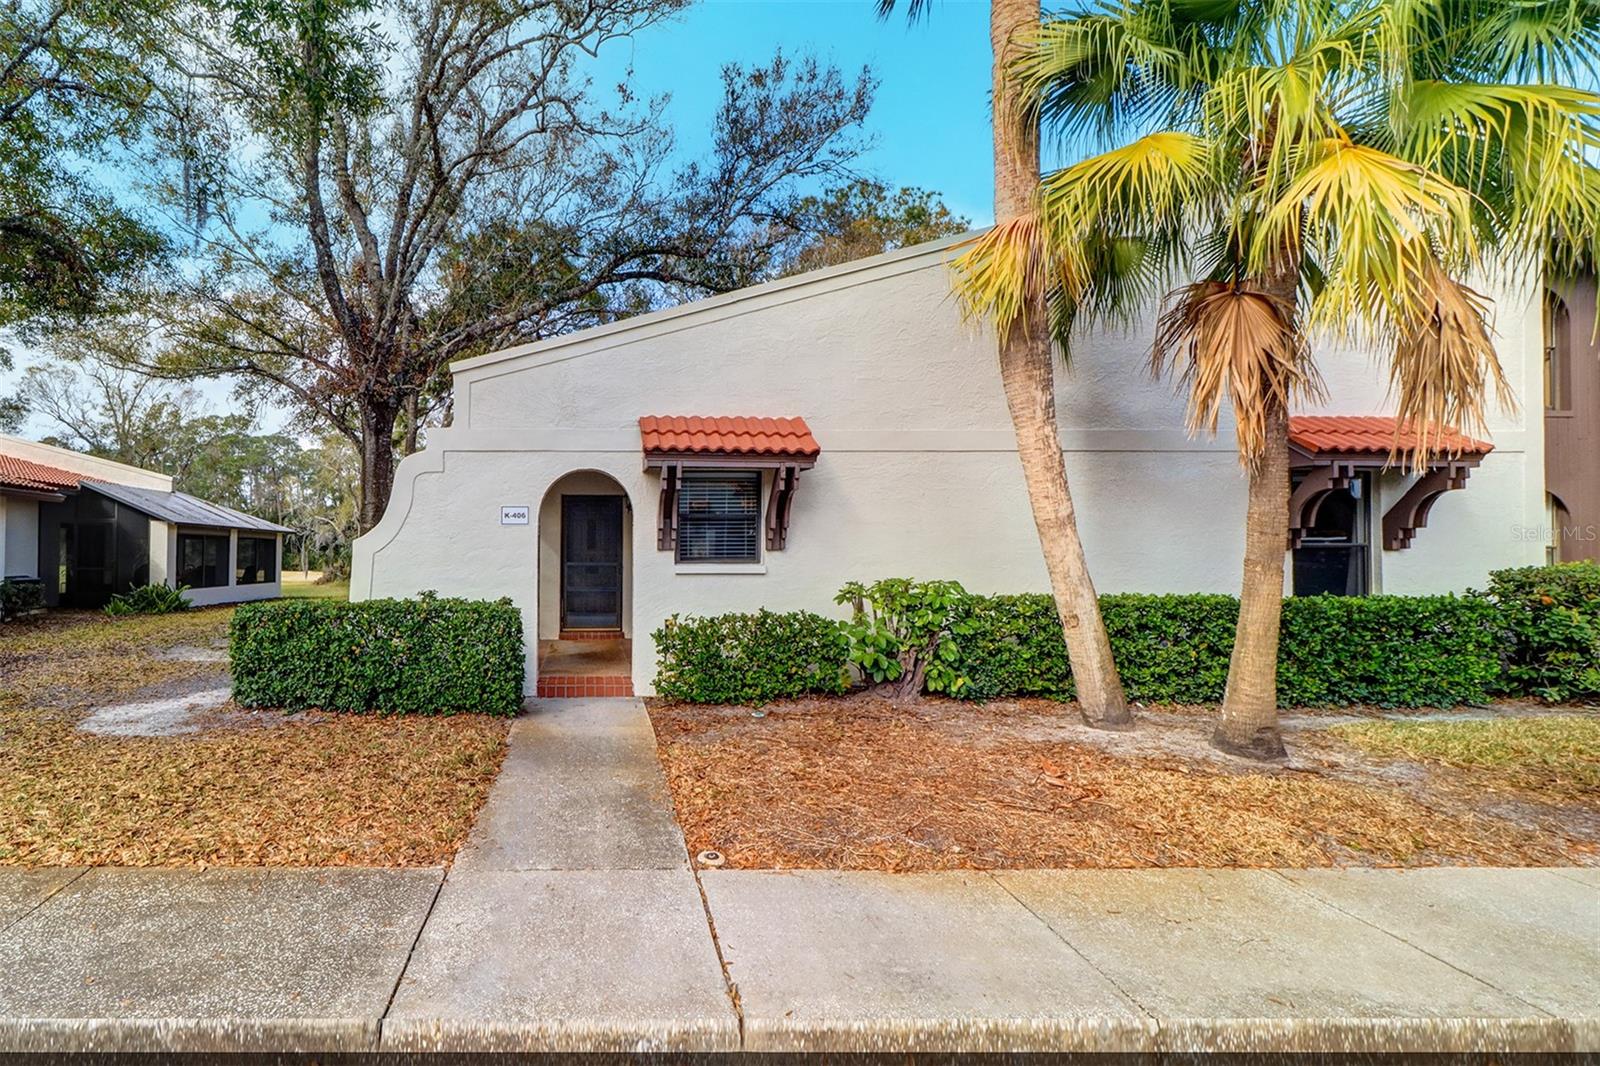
955,0 -> 1600,757
880,0 -> 1133,729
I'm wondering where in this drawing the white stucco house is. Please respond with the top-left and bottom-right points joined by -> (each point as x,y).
351,234 -> 1561,697
0,435 -> 290,609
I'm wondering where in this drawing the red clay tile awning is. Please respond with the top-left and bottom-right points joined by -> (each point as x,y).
638,416 -> 821,460
1289,415 -> 1493,459
0,453 -> 83,495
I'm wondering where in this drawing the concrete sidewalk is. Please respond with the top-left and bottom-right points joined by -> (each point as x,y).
0,698 -> 1594,1053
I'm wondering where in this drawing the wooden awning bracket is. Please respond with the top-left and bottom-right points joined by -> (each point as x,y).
1382,461 -> 1476,550
1288,461 -> 1359,549
656,462 -> 681,551
765,463 -> 801,551
1291,455 -> 1481,551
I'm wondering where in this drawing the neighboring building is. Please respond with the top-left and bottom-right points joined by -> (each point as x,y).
351,235 -> 1552,695
1542,276 -> 1600,562
0,435 -> 290,609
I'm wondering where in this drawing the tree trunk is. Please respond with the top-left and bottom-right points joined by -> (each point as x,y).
1214,404 -> 1290,759
990,0 -> 1131,729
403,393 -> 420,456
357,401 -> 399,534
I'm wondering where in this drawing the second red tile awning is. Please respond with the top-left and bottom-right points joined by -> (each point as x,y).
1288,415 -> 1492,551
640,416 -> 820,553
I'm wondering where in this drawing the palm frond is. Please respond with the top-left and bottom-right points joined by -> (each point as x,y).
1259,136 -> 1480,335
1468,0 -> 1600,85
1151,280 -> 1324,468
949,214 -> 1079,345
1387,261 -> 1514,466
1013,15 -> 1186,147
1038,129 -> 1220,236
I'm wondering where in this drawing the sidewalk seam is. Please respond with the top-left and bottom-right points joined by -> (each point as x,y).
987,872 -> 1157,1023
1265,870 -> 1555,1017
375,865 -> 448,1048
1545,868 -> 1599,889
0,867 -> 89,941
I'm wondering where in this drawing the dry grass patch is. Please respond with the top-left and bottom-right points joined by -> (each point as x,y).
650,695 -> 1590,870
1328,716 -> 1600,804
0,710 -> 507,866
0,607 -> 510,867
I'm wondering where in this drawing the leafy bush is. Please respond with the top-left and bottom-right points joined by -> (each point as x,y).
652,609 -> 848,704
104,582 -> 192,617
948,592 -> 1501,708
0,578 -> 44,620
1483,562 -> 1600,702
230,592 -> 524,715
836,578 -> 973,697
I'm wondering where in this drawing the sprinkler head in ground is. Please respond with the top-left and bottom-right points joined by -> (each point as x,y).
696,850 -> 726,868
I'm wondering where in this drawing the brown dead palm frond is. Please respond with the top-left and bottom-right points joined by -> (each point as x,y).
950,212 -> 1083,343
1387,264 -> 1515,469
1152,281 -> 1324,469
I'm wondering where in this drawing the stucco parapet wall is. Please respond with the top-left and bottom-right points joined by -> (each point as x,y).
449,233 -> 978,381
388,427 -> 1532,456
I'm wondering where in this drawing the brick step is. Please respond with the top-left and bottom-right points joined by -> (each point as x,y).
536,674 -> 634,698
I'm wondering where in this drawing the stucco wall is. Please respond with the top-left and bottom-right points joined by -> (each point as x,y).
353,238 -> 1548,693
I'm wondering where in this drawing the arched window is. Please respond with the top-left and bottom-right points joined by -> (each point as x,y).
1545,291 -> 1573,412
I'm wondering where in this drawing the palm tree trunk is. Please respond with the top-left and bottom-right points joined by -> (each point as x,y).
991,0 -> 1131,729
1214,404 -> 1290,759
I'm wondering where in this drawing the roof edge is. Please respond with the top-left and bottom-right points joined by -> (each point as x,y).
449,231 -> 979,376
0,434 -> 174,491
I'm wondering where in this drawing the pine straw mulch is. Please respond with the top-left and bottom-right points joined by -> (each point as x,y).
0,609 -> 509,867
648,694 -> 1599,871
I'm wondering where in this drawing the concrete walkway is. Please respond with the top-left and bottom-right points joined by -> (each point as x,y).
383,698 -> 735,1051
0,698 -> 1595,1052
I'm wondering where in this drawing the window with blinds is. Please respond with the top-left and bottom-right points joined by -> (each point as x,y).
677,471 -> 761,563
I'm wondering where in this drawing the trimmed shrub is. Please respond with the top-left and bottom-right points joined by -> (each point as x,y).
1277,595 -> 1502,707
230,593 -> 524,715
956,592 -> 1500,708
836,578 -> 972,697
105,582 -> 191,616
652,609 -> 849,704
0,578 -> 44,621
1483,561 -> 1600,702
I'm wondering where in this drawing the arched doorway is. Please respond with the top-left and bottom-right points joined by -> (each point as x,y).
536,471 -> 634,697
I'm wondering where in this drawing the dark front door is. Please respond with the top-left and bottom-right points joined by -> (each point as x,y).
561,495 -> 623,630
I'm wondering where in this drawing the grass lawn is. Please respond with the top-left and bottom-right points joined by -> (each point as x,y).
280,573 -> 350,600
1330,716 -> 1600,803
649,695 -> 1599,870
0,608 -> 506,867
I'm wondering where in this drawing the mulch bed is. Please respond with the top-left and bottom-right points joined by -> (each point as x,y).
0,609 -> 509,867
648,693 -> 1597,871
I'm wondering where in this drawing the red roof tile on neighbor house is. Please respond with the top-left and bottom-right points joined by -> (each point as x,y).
0,453 -> 84,494
638,416 -> 821,459
1289,415 -> 1493,457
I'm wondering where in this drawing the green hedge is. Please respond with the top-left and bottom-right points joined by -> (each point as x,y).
959,592 -> 1501,708
658,592 -> 1503,708
1484,561 -> 1600,702
652,609 -> 849,704
230,594 -> 524,715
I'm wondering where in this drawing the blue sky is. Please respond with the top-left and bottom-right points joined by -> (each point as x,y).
598,0 -> 999,222
4,0 -> 1001,438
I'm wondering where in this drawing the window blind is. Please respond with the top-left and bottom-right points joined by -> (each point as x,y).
677,472 -> 761,563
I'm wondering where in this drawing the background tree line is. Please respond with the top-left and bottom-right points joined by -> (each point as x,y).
1,0 -> 968,539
